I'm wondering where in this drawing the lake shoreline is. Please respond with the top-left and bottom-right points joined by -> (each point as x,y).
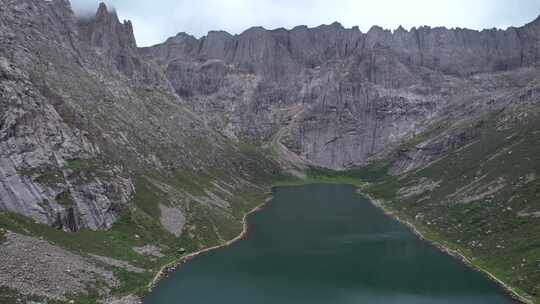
143,183 -> 530,304
361,191 -> 533,304
146,196 -> 272,293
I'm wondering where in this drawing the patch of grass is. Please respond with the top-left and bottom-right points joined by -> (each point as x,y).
66,158 -> 102,172
0,210 -> 172,270
66,288 -> 101,304
0,287 -> 23,304
170,171 -> 214,196
19,166 -> 65,187
133,176 -> 164,219
113,269 -> 155,297
400,120 -> 452,150
273,161 -> 393,189
178,203 -> 235,252
66,158 -> 118,184
174,184 -> 271,253
55,191 -> 75,207
0,287 -> 66,304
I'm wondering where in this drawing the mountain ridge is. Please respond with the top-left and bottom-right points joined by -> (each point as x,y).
149,12 -> 540,47
141,6 -> 540,169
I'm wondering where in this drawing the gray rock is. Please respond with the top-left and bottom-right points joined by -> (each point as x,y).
132,245 -> 164,258
143,15 -> 540,169
0,0 -> 277,232
0,232 -> 118,301
105,295 -> 142,304
159,204 -> 186,237
90,254 -> 146,273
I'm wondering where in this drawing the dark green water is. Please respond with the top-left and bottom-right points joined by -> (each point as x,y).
145,184 -> 516,304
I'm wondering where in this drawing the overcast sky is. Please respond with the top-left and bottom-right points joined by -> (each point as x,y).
70,0 -> 540,47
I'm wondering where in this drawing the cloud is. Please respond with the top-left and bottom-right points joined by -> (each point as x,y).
69,0 -> 540,47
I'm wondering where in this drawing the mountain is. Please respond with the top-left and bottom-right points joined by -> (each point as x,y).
0,1 -> 279,302
0,0 -> 539,303
141,16 -> 540,169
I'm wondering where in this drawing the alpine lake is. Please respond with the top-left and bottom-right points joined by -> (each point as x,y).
144,184 -> 517,304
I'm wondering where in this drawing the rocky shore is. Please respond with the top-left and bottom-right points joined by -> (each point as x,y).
0,232 -> 118,301
146,196 -> 273,293
361,191 -> 533,304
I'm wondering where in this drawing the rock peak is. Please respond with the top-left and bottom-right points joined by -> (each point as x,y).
367,25 -> 387,33
95,2 -> 118,21
78,1 -> 137,54
243,26 -> 267,34
96,2 -> 109,16
330,21 -> 344,28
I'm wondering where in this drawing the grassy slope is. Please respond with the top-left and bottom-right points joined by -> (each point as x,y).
294,112 -> 540,303
0,142 -> 280,303
0,182 -> 272,303
273,110 -> 540,303
363,112 -> 540,303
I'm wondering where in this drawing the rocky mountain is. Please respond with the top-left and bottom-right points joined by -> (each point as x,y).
0,0 -> 279,230
0,1 -> 279,301
0,0 -> 539,303
142,16 -> 540,169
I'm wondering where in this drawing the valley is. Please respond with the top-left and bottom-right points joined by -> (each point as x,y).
0,1 -> 539,303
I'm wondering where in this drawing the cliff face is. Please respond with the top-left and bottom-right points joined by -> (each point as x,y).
142,18 -> 540,169
0,0 -> 134,231
78,2 -> 165,85
144,17 -> 540,77
0,0 -> 278,233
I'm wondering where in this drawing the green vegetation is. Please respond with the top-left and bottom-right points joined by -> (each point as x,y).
113,269 -> 155,297
55,191 -> 75,207
0,287 -> 66,304
0,208 -> 183,298
0,211 -> 165,268
133,176 -> 165,219
273,161 -> 393,188
358,111 -> 540,303
0,286 -> 104,304
19,166 -> 64,186
0,148 -> 278,300
268,111 -> 540,303
66,158 -> 117,183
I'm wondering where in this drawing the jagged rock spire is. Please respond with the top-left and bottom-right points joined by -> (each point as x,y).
76,2 -> 145,78
96,2 -> 109,17
83,2 -> 136,50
